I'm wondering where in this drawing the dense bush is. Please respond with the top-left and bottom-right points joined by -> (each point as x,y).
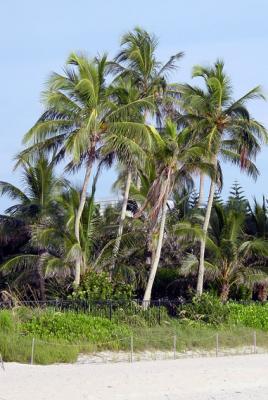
178,293 -> 230,325
228,302 -> 268,330
21,310 -> 130,343
70,270 -> 133,301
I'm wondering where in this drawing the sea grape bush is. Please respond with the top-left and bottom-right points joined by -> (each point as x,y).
21,310 -> 130,342
228,302 -> 268,330
70,270 -> 133,302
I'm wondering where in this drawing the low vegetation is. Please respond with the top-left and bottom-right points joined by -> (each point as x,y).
1,296 -> 268,364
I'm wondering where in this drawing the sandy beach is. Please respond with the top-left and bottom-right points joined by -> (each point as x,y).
1,354 -> 268,400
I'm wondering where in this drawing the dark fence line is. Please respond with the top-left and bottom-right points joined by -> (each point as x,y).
1,298 -> 267,325
0,299 -> 187,325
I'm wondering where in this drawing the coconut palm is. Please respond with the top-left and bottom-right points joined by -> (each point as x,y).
178,60 -> 267,295
135,120 -> 212,305
114,27 -> 183,110
105,28 -> 184,272
100,78 -> 158,276
22,53 -> 155,286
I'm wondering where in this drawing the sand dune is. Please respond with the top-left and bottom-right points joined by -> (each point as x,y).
1,354 -> 268,399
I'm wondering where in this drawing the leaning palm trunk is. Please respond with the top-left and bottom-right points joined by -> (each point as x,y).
197,172 -> 205,208
74,160 -> 93,286
143,191 -> 169,308
110,169 -> 132,278
196,157 -> 217,295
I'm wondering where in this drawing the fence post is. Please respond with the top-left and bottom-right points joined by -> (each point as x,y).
0,353 -> 4,371
253,331 -> 257,354
216,333 -> 219,357
158,299 -> 161,325
173,335 -> 177,360
31,337 -> 35,365
109,301 -> 112,321
130,335 -> 133,363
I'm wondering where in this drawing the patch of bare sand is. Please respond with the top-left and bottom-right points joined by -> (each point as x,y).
1,354 -> 268,399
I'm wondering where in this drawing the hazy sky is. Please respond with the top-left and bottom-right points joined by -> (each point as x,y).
1,0 -> 268,212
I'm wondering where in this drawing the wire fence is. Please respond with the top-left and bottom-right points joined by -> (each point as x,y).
1,299 -> 268,366
0,299 -> 183,325
2,330 -> 268,367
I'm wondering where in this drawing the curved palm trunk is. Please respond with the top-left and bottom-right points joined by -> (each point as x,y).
143,192 -> 168,308
110,170 -> 132,278
196,157 -> 217,295
74,160 -> 93,287
197,172 -> 205,208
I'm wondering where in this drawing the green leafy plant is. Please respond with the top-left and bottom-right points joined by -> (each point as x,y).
179,293 -> 230,325
70,270 -> 133,301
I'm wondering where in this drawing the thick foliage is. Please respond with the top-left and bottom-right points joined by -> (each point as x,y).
70,270 -> 133,301
21,310 -> 130,343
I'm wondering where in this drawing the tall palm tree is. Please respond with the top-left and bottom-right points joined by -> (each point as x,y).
114,27 -> 183,103
101,78 -> 157,276
107,27 -> 184,271
178,60 -> 267,295
135,120 -> 211,305
23,53 -> 155,286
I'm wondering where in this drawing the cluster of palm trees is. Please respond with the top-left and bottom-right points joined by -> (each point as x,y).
1,27 -> 268,303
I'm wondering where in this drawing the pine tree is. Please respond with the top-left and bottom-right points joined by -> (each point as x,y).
213,190 -> 224,207
189,189 -> 199,208
227,181 -> 249,213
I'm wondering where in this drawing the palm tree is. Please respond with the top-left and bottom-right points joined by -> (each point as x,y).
182,204 -> 268,301
135,120 -> 211,305
178,60 -> 267,295
114,27 -> 184,112
106,27 -> 184,272
0,155 -> 66,300
22,53 -> 155,286
101,78 -> 157,276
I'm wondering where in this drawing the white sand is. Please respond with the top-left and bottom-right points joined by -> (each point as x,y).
1,354 -> 268,400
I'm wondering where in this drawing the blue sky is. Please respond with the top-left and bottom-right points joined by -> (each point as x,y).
1,0 -> 268,212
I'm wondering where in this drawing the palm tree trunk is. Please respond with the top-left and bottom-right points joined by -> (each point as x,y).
220,282 -> 230,303
110,169 -> 132,278
145,225 -> 154,266
36,258 -> 46,302
256,283 -> 268,302
196,157 -> 217,295
197,173 -> 205,208
74,160 -> 93,287
143,192 -> 168,308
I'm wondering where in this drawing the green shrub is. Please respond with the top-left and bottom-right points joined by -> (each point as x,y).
228,302 -> 268,330
179,293 -> 230,325
70,270 -> 133,301
21,310 -> 130,343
